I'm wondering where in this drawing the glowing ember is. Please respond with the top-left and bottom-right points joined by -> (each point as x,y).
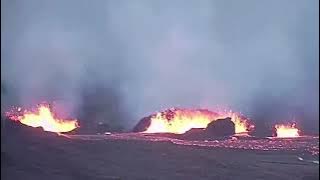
144,108 -> 254,134
275,123 -> 300,138
67,133 -> 319,156
6,104 -> 79,133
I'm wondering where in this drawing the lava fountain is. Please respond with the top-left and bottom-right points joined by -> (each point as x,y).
142,108 -> 254,134
274,123 -> 300,138
6,104 -> 79,133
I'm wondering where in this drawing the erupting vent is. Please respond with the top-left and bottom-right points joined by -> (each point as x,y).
275,123 -> 300,138
135,108 -> 254,134
6,104 -> 79,133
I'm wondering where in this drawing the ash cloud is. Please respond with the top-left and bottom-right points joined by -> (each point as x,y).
1,0 -> 318,132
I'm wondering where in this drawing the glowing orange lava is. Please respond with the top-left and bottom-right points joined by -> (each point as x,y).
144,108 -> 254,134
275,123 -> 300,138
7,105 -> 79,133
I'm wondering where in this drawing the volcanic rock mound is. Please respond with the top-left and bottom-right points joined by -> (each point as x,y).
180,128 -> 207,140
205,117 -> 235,136
132,116 -> 152,132
181,117 -> 235,140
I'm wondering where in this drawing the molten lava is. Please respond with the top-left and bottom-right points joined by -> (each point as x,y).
6,104 -> 79,133
144,108 -> 254,134
275,123 -> 300,138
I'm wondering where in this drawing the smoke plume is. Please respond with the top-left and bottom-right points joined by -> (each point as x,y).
1,0 -> 318,132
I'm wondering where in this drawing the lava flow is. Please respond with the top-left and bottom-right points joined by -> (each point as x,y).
275,123 -> 300,138
6,104 -> 79,133
144,108 -> 254,134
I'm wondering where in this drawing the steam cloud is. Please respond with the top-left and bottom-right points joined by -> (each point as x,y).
1,0 -> 319,132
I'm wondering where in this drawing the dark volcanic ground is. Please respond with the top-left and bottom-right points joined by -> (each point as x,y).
1,121 -> 319,180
